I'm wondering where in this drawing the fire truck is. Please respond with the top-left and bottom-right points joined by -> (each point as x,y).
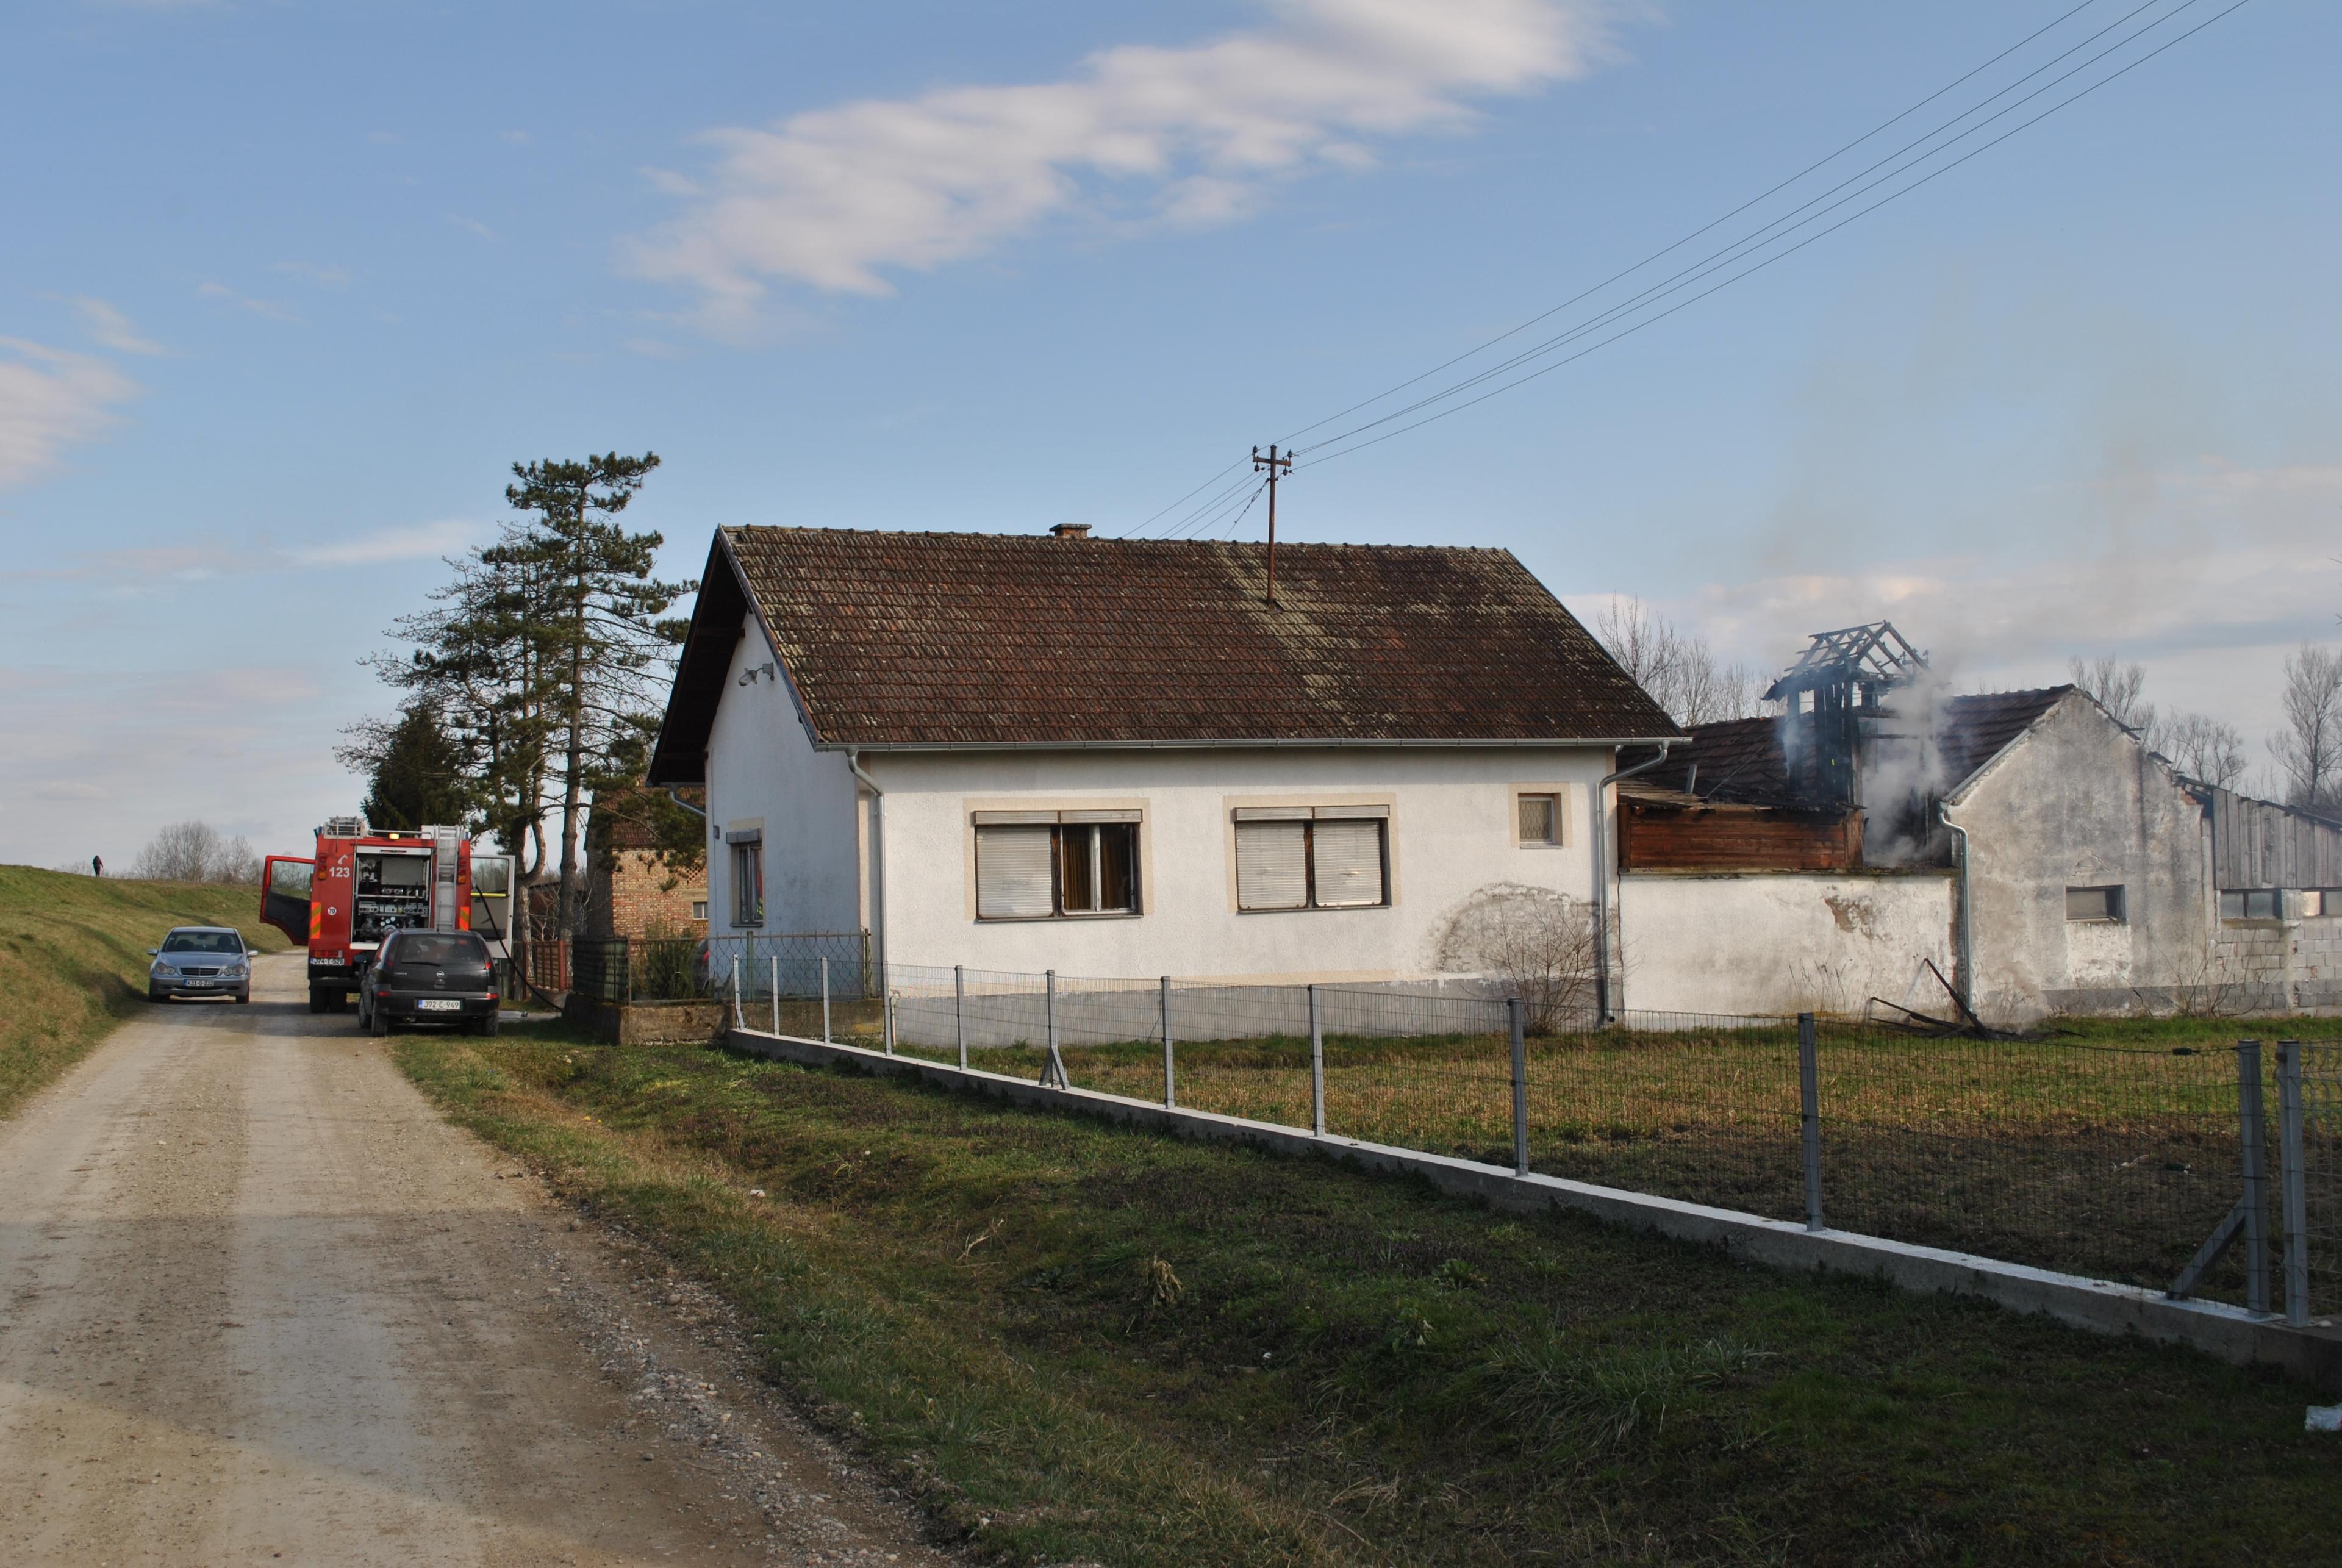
260,817 -> 516,1013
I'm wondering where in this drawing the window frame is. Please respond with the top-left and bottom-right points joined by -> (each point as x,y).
1233,806 -> 1392,914
2220,888 -> 2281,922
1512,787 -> 1567,848
2064,884 -> 2126,923
729,838 -> 764,928
970,809 -> 1145,922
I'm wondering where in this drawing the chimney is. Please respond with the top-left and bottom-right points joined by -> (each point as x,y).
1048,523 -> 1092,540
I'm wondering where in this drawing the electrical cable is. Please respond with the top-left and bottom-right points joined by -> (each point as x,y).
1273,0 -> 2116,449
1294,0 -> 2253,470
1296,0 -> 2204,456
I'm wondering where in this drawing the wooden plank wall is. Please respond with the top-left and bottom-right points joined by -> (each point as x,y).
1620,799 -> 1862,873
2213,788 -> 2342,890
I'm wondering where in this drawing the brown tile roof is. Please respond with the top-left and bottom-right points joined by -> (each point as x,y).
1631,686 -> 2073,804
648,528 -> 1679,775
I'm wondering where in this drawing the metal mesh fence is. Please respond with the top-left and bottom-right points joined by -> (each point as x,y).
2299,1040 -> 2342,1314
714,956 -> 2342,1312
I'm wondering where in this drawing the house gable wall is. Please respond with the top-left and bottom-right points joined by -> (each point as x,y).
1951,692 -> 2216,1023
705,614 -> 862,936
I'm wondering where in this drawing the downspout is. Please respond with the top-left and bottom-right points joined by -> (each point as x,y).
1938,803 -> 1974,1015
847,749 -> 886,982
1592,742 -> 1671,1024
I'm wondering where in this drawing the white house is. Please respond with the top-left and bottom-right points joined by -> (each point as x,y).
644,524 -> 1681,987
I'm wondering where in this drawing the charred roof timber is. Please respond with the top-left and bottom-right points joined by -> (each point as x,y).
1763,621 -> 1928,807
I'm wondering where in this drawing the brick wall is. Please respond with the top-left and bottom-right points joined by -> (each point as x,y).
592,850 -> 708,939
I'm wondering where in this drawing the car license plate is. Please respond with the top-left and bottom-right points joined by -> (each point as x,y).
416,998 -> 460,1012
188,978 -> 222,987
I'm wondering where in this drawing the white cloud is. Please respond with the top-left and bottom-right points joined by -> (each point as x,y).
293,518 -> 482,566
197,280 -> 303,323
1586,459 -> 2342,766
68,296 -> 163,355
0,338 -> 138,489
626,0 -> 1621,333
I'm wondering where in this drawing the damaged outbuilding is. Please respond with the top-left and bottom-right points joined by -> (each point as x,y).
1616,623 -> 2342,1025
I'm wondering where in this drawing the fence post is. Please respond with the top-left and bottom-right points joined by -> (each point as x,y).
1309,985 -> 1326,1137
620,936 -> 632,1004
1161,975 -> 1175,1109
820,956 -> 831,1044
884,986 -> 897,1056
769,956 -> 779,1036
2278,1039 -> 2311,1328
1042,970 -> 1069,1089
1508,997 -> 1528,1177
1799,1012 -> 1823,1233
729,956 -> 742,1030
2238,1040 -> 2271,1315
955,965 -> 967,1071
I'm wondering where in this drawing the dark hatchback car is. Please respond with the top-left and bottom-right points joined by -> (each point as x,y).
358,930 -> 500,1036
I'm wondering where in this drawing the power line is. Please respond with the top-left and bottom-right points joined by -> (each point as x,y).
1294,0 -> 2255,471
1296,0 -> 2204,457
1273,0 -> 2116,451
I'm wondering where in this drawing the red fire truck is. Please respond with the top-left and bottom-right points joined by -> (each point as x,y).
261,817 -> 515,1014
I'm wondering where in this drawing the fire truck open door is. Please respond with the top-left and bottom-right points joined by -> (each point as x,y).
260,856 -> 315,947
470,854 -> 516,961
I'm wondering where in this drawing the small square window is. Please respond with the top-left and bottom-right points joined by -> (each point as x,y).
2065,885 -> 2125,922
1517,792 -> 1561,847
690,900 -> 709,922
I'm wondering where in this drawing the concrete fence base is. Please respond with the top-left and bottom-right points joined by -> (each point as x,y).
719,1026 -> 2342,1394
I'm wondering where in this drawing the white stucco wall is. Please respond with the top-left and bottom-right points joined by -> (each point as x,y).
704,617 -> 862,936
859,745 -> 1608,979
1619,872 -> 1955,1017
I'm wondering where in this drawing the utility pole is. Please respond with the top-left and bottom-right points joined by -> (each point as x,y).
1253,444 -> 1292,607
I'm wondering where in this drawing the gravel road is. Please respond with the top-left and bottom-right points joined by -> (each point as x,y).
0,952 -> 959,1566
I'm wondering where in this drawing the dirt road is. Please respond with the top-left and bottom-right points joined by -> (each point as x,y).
0,953 -> 956,1566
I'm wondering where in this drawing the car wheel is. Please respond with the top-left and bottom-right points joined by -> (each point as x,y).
476,1012 -> 500,1038
370,1000 -> 390,1037
234,989 -> 251,1005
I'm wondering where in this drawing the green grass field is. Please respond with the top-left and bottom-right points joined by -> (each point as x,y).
780,998 -> 2340,1301
396,1023 -> 2342,1567
0,864 -> 290,1120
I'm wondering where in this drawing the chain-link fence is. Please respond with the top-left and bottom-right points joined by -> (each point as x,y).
718,958 -> 2342,1317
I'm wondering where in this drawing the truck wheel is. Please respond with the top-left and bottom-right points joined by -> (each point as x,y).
309,986 -> 328,1014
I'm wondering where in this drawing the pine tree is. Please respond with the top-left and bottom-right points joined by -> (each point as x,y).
354,701 -> 471,831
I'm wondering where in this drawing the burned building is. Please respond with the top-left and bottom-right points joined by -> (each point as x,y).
1616,623 -> 2342,1025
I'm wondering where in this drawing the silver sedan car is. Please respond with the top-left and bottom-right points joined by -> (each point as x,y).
146,926 -> 253,1004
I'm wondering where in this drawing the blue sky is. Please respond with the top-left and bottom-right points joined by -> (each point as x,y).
2,0 -> 2335,868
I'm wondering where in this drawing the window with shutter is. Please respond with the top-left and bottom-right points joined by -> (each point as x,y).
975,826 -> 1055,918
1235,821 -> 1308,910
972,813 -> 1143,918
1311,818 -> 1386,906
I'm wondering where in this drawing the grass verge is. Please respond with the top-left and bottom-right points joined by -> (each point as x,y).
396,1023 -> 2342,1566
0,864 -> 289,1120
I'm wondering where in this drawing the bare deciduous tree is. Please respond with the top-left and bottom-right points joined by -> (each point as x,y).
1436,884 -> 1600,1034
131,820 -> 262,884
2068,655 -> 2164,748
2162,711 -> 2248,789
1594,598 -> 1764,726
2272,643 -> 2342,812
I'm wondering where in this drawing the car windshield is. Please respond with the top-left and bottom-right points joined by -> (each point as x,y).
162,931 -> 243,954
396,934 -> 489,965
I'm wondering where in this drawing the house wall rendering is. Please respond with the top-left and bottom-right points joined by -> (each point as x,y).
1620,871 -> 1955,1017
